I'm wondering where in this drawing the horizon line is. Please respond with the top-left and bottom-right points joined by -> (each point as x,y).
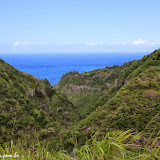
0,51 -> 150,54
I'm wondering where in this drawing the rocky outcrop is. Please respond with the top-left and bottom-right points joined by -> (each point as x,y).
115,79 -> 123,87
106,83 -> 111,87
28,89 -> 35,97
64,71 -> 80,79
41,88 -> 46,94
93,73 -> 112,79
69,84 -> 101,92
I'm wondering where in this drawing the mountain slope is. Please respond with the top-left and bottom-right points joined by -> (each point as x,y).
77,66 -> 160,132
56,50 -> 160,118
55,63 -> 134,116
1,50 -> 160,152
0,59 -> 79,140
56,50 -> 160,145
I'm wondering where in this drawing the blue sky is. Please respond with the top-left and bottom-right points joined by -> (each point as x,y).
0,0 -> 160,53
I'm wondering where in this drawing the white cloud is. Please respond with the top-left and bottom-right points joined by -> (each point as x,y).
85,42 -> 107,47
86,42 -> 98,46
131,39 -> 147,45
149,42 -> 160,45
12,41 -> 31,47
85,40 -> 160,47
131,39 -> 160,46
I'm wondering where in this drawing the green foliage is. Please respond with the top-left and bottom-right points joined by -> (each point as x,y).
56,50 -> 160,140
45,86 -> 56,98
0,58 -> 79,142
1,49 -> 160,155
0,130 -> 160,159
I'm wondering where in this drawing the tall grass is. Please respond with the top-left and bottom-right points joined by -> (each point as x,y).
0,130 -> 159,160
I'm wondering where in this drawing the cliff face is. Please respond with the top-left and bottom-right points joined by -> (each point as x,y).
0,59 -> 79,140
55,66 -> 125,115
55,57 -> 143,116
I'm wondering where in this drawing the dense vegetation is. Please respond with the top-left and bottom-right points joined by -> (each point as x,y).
0,59 -> 79,144
57,50 -> 160,133
55,65 -> 124,115
56,50 -> 160,153
0,49 -> 160,159
1,130 -> 160,159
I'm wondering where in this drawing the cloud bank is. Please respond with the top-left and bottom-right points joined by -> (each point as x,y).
131,39 -> 160,46
85,39 -> 160,47
12,41 -> 31,47
86,42 -> 99,46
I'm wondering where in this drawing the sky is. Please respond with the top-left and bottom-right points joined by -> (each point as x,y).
0,0 -> 160,53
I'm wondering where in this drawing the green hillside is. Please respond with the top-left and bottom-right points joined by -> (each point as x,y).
1,50 -> 160,158
56,52 -> 155,116
55,63 -> 129,116
77,66 -> 160,132
0,59 -> 79,141
56,50 -> 160,146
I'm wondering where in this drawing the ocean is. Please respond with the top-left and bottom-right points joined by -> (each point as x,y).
0,53 -> 149,86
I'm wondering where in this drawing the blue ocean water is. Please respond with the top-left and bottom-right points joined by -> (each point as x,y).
0,53 -> 149,86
